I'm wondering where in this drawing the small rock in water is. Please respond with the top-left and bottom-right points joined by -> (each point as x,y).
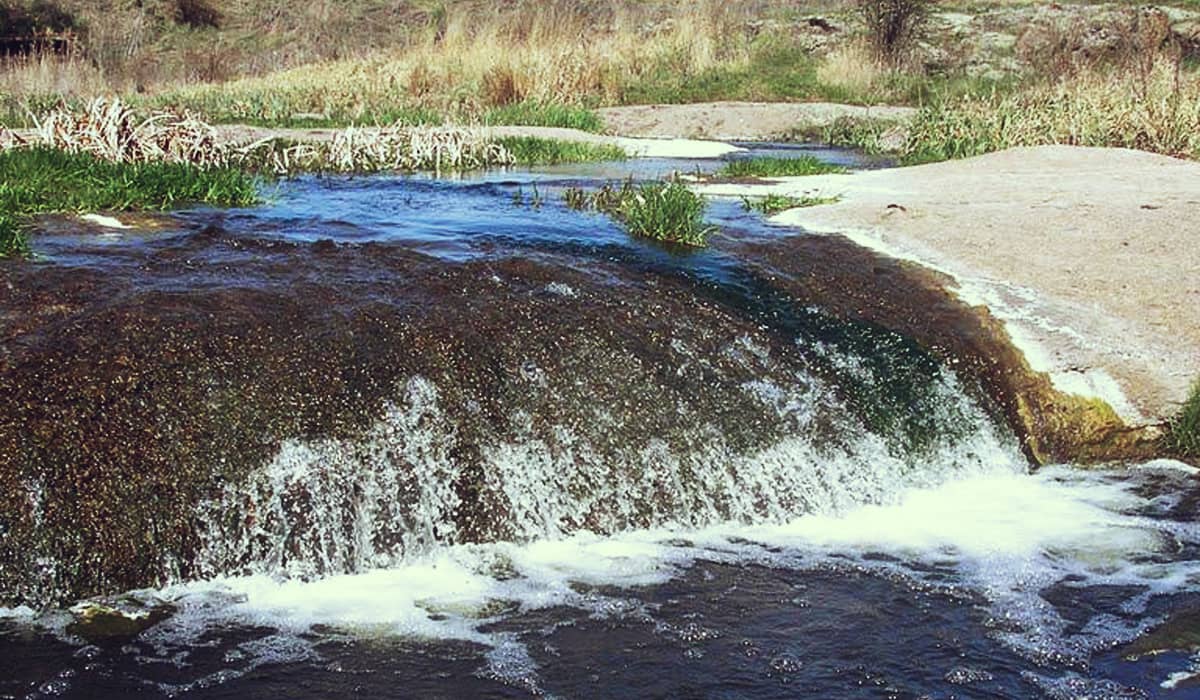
65,602 -> 168,643
79,213 -> 131,229
1121,608 -> 1200,659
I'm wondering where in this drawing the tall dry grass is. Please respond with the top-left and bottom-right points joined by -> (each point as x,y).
152,0 -> 773,123
0,50 -> 107,97
0,48 -> 114,123
8,97 -> 519,172
904,57 -> 1200,161
817,44 -> 886,95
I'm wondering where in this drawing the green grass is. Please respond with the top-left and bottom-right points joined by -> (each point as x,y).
1167,379 -> 1200,460
740,194 -> 840,215
496,136 -> 626,165
619,181 -> 712,246
0,208 -> 29,258
0,147 -> 260,258
565,179 -> 714,247
718,156 -> 847,178
483,102 -> 605,132
619,39 -> 882,107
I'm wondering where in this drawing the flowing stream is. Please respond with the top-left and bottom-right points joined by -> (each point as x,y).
1,145 -> 1198,699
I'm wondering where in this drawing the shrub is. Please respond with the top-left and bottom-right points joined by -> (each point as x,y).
855,0 -> 935,67
172,0 -> 222,29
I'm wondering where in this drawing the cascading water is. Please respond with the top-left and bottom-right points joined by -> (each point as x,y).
2,146 -> 1199,699
190,360 -> 1016,584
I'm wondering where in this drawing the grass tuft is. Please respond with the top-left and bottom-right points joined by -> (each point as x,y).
483,102 -> 604,132
1166,379 -> 1200,460
740,194 -> 839,216
565,179 -> 713,247
496,136 -> 626,165
0,147 -> 259,258
718,156 -> 847,178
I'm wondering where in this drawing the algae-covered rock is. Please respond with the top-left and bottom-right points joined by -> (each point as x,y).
1120,608 -> 1200,660
0,227 -> 992,606
66,601 -> 171,643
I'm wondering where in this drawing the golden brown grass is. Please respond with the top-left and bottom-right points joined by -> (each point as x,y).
0,50 -> 107,98
817,44 -> 887,95
149,0 -> 784,124
903,57 -> 1200,161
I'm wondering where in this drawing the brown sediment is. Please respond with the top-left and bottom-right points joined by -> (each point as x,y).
729,232 -> 1164,466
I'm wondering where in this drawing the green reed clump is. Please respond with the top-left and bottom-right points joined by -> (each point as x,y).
1166,379 -> 1200,460
0,147 -> 259,258
740,193 -> 839,215
565,179 -> 713,247
718,156 -> 847,178
496,136 -> 626,165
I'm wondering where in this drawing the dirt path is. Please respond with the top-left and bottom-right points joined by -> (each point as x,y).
696,146 -> 1200,425
212,102 -> 917,146
597,101 -> 916,140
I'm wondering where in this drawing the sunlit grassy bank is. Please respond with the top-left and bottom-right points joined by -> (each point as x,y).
0,147 -> 259,257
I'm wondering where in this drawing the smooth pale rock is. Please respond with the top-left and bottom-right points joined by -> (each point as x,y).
694,146 -> 1200,425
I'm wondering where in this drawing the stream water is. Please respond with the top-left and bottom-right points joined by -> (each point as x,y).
2,145 -> 1199,699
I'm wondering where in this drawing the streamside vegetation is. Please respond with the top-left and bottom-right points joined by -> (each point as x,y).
1166,379 -> 1200,460
0,0 -> 948,128
741,193 -> 839,215
0,98 -> 636,256
496,136 -> 627,165
718,156 -> 847,178
0,147 -> 258,257
565,179 -> 714,247
901,59 -> 1200,162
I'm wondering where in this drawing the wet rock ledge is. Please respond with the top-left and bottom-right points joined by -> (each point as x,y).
0,217 -> 1174,608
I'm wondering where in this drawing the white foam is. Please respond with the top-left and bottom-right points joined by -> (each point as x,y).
14,464 -> 1198,693
149,467 -> 1198,656
740,470 -> 1144,558
0,605 -> 36,619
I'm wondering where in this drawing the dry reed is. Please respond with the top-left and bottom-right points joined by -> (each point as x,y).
15,97 -> 517,172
